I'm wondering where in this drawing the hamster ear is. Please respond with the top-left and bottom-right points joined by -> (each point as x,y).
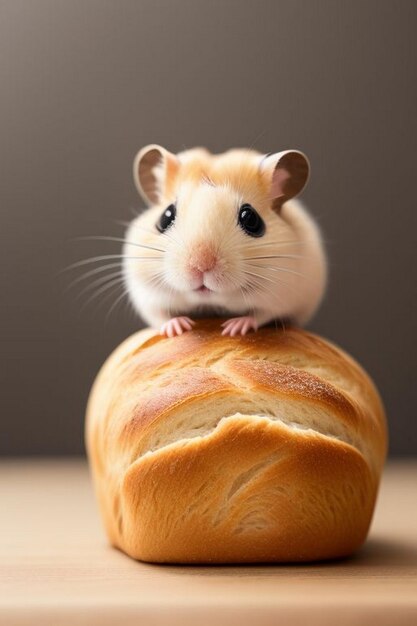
133,144 -> 180,205
261,150 -> 310,211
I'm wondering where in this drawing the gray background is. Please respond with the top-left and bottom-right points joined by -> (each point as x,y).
1,0 -> 416,456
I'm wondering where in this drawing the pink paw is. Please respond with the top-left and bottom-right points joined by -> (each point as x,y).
221,316 -> 258,337
160,316 -> 195,338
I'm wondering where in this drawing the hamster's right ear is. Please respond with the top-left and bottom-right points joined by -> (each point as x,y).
133,144 -> 180,205
261,150 -> 310,212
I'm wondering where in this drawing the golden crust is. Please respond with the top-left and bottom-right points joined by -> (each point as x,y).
85,320 -> 387,563
122,416 -> 374,563
229,359 -> 358,419
120,368 -> 233,439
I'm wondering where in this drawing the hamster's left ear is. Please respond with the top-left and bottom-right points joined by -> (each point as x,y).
133,144 -> 180,205
261,150 -> 310,212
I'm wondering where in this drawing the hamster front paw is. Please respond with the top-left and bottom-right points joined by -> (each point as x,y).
221,316 -> 258,337
160,316 -> 195,338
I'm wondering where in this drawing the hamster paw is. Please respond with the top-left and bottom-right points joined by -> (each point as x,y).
160,316 -> 195,338
221,316 -> 258,337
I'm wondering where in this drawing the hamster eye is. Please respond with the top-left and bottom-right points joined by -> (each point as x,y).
238,204 -> 265,237
156,204 -> 176,233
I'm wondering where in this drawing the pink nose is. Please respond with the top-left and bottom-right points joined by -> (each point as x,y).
188,244 -> 218,274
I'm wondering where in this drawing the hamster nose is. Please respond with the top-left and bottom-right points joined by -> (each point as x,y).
188,244 -> 218,273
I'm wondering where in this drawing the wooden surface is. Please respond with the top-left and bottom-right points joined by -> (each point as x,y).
0,460 -> 416,626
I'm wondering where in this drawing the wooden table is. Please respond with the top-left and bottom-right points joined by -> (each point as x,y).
1,460 -> 416,625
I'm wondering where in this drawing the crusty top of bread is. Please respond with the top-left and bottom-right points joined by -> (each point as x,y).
87,320 -> 386,475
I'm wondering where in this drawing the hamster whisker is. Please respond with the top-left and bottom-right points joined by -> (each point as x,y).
74,270 -> 125,302
61,254 -> 161,273
110,219 -> 131,228
243,267 -> 298,301
144,274 -> 167,288
251,278 -> 291,306
243,269 -> 284,287
243,254 -> 303,261
124,240 -> 167,253
142,272 -> 171,293
249,271 -> 301,298
104,286 -> 131,324
79,276 -> 126,314
242,271 -> 275,294
249,269 -> 304,296
243,277 -> 280,303
76,236 -> 167,254
226,272 -> 254,314
64,262 -> 124,292
245,262 -> 305,278
91,281 -> 127,318
128,222 -> 185,249
243,273 -> 278,298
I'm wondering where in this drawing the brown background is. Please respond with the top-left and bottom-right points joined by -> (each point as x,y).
1,0 -> 416,456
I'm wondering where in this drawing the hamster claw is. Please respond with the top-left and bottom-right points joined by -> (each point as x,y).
221,316 -> 258,337
160,316 -> 195,338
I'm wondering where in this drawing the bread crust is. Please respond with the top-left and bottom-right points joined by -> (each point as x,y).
86,321 -> 387,563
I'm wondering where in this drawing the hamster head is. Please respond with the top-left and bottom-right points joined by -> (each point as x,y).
124,144 -> 324,325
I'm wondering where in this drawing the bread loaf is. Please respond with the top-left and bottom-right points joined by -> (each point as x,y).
86,320 -> 387,563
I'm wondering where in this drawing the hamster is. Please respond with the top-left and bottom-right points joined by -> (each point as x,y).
123,144 -> 327,337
